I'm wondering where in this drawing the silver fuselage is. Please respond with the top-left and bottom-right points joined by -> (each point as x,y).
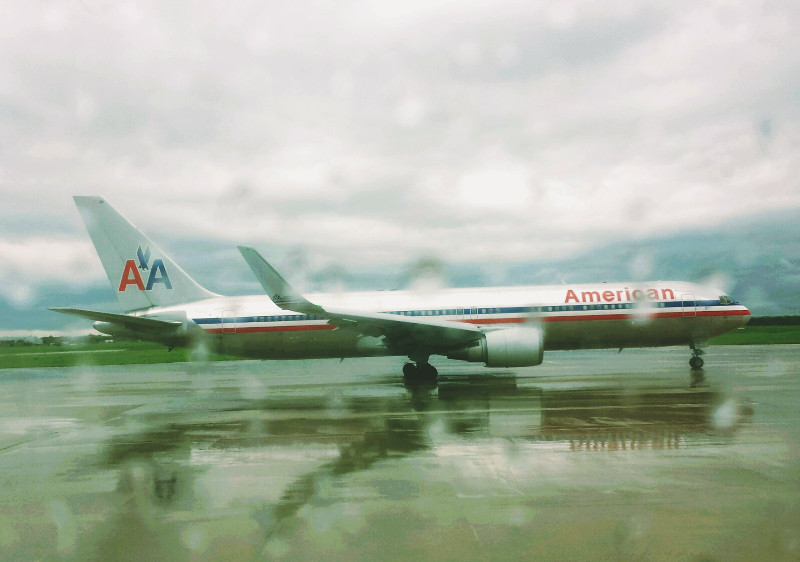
116,281 -> 750,361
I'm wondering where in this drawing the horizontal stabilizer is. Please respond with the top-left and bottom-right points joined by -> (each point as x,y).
50,307 -> 182,334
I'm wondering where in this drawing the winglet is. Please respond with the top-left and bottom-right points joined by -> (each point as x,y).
237,246 -> 325,315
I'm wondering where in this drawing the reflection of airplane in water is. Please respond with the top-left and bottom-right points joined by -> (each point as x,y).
95,376 -> 752,548
432,377 -> 752,451
530,385 -> 744,451
54,197 -> 750,381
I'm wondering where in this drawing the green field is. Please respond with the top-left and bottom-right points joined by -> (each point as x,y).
708,324 -> 800,345
0,341 -> 236,370
1,325 -> 797,370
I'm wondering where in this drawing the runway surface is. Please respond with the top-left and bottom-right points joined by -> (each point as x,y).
1,345 -> 798,561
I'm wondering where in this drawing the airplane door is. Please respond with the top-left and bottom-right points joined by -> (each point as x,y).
681,294 -> 696,318
215,309 -> 237,352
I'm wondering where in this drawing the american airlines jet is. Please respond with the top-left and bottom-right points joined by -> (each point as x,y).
53,197 -> 751,381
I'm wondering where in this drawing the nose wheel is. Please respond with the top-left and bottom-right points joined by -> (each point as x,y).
689,345 -> 704,370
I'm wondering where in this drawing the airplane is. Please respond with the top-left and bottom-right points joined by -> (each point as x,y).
52,196 -> 751,381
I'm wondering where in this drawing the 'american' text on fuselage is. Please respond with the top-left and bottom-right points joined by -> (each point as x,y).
564,288 -> 676,304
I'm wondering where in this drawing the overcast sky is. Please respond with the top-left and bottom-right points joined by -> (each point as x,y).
1,0 -> 799,312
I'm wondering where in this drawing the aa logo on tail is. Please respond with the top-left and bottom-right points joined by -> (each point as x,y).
119,246 -> 172,291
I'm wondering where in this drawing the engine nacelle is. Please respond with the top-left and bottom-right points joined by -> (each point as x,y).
447,326 -> 544,368
93,321 -> 137,338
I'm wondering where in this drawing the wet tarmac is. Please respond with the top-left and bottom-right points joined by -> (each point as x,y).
1,345 -> 799,561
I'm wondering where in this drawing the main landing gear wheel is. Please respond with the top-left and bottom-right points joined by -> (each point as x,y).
403,362 -> 438,383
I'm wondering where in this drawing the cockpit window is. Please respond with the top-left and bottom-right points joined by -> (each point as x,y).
719,295 -> 734,305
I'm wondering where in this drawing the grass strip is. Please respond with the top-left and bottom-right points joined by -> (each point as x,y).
1,325 -> 798,369
0,341 -> 236,369
708,325 -> 800,345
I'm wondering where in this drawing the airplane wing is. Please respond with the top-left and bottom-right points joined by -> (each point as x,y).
50,307 -> 183,335
237,246 -> 483,354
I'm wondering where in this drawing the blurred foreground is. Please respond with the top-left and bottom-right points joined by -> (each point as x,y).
0,346 -> 798,561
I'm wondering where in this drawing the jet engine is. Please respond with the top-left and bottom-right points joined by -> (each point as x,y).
92,321 -> 136,338
447,326 -> 544,367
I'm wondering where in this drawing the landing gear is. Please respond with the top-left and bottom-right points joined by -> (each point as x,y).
403,360 -> 438,383
689,345 -> 704,370
689,356 -> 704,369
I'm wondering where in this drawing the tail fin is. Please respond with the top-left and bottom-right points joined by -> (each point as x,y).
74,196 -> 217,312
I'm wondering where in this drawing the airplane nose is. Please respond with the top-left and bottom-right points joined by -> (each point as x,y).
741,307 -> 751,325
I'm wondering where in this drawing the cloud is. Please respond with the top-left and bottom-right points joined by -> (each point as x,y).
0,0 -> 799,312
0,237 -> 102,306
